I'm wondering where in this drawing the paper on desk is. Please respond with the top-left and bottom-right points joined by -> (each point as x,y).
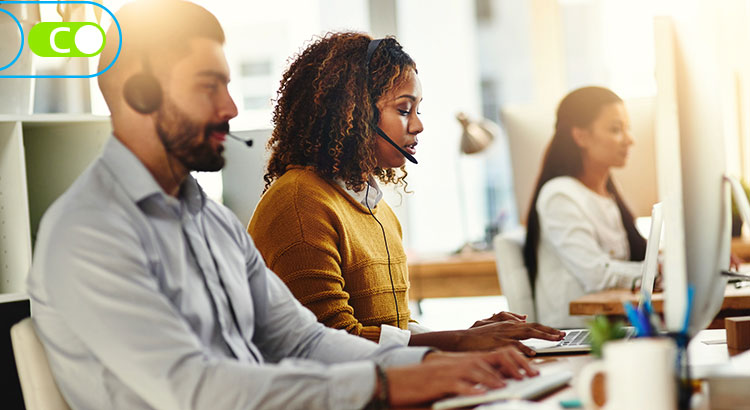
723,349 -> 750,375
697,348 -> 750,378
477,400 -> 562,410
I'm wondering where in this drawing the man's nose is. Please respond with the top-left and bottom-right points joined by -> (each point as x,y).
217,88 -> 238,121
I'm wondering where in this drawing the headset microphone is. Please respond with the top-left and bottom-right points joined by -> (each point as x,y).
226,132 -> 253,147
374,127 -> 417,164
208,123 -> 254,148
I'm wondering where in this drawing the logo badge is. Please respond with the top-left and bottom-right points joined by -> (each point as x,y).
0,1 -> 121,78
29,22 -> 106,57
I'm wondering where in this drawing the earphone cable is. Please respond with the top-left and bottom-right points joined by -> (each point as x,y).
365,183 -> 400,328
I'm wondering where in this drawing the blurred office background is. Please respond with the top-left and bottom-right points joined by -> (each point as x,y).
18,0 -> 750,327
31,0 -> 666,254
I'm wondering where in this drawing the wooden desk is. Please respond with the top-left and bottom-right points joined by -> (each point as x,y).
405,238 -> 750,301
569,285 -> 750,328
407,251 -> 500,300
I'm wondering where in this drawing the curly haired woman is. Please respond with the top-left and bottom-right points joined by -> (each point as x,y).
248,32 -> 564,354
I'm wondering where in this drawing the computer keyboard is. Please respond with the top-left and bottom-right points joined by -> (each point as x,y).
558,329 -> 591,347
431,370 -> 574,410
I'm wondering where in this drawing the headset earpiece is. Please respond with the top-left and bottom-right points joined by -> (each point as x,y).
124,71 -> 163,114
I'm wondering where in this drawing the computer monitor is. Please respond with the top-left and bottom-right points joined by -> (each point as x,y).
653,5 -> 735,336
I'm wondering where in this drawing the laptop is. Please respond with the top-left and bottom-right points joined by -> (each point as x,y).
521,203 -> 663,354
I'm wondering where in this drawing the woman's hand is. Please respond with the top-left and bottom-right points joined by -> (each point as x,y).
731,252 -> 743,271
456,321 -> 565,353
385,347 -> 538,407
471,311 -> 527,328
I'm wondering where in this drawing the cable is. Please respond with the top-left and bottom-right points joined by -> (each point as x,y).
365,183 -> 401,328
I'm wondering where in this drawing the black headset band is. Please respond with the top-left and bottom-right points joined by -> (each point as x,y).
365,38 -> 384,70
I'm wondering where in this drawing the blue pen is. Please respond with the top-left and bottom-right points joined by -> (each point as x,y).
643,298 -> 663,333
644,298 -> 654,316
681,285 -> 695,335
637,306 -> 652,336
623,301 -> 645,336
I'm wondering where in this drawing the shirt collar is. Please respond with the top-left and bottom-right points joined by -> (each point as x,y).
101,135 -> 205,214
335,176 -> 383,208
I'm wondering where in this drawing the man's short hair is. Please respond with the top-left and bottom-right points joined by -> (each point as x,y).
97,0 -> 225,108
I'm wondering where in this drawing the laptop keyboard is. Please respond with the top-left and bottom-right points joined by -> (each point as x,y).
558,329 -> 591,347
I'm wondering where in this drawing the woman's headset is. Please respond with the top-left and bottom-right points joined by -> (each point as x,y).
365,39 -> 418,165
364,38 -> 404,329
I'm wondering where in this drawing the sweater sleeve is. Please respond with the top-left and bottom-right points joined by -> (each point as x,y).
537,187 -> 643,293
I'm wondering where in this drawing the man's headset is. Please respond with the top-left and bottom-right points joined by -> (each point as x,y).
123,56 -> 252,147
365,39 -> 418,165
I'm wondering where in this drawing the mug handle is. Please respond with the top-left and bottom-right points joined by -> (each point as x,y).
575,360 -> 608,410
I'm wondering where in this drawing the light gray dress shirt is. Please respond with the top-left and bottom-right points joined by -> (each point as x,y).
28,136 -> 429,410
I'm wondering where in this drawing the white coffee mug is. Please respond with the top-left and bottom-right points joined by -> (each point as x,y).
576,338 -> 677,410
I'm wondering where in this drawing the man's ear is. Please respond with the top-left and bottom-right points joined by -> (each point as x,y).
571,126 -> 588,149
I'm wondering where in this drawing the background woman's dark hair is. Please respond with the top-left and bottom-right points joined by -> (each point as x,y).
522,86 -> 647,294
264,32 -> 416,191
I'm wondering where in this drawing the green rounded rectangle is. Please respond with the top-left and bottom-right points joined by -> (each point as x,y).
29,22 -> 106,57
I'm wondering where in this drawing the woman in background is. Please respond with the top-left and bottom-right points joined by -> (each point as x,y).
249,32 -> 563,354
523,86 -> 647,329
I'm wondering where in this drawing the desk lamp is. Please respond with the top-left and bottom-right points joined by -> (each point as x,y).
455,112 -> 498,252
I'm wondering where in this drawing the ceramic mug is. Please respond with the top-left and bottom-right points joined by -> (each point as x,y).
576,338 -> 677,410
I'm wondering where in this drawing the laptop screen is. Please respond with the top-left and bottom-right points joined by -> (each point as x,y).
639,202 -> 663,307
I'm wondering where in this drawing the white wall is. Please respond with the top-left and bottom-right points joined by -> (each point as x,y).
393,0 -> 486,253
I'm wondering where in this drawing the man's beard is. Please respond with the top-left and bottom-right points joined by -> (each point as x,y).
155,97 -> 226,172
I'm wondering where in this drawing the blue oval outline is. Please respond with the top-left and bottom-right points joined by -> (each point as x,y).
0,1 -> 122,78
0,7 -> 24,71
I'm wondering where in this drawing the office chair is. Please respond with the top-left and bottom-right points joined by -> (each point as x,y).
492,228 -> 537,322
10,318 -> 70,410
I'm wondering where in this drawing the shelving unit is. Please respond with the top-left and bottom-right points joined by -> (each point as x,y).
0,114 -> 111,294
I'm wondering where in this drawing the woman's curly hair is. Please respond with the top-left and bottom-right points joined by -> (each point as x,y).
264,32 -> 417,192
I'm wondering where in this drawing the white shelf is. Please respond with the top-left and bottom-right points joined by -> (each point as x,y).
0,293 -> 28,304
0,114 -> 110,124
0,115 -> 112,294
0,122 -> 31,293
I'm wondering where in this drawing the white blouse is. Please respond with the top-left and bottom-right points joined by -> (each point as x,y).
534,176 -> 643,329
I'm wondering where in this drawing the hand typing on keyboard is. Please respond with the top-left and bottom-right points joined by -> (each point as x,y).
382,347 -> 539,408
454,317 -> 566,355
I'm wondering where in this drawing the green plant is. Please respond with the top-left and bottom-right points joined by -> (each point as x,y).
587,315 -> 628,358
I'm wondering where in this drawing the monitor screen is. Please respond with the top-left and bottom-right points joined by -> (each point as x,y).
653,3 -> 735,336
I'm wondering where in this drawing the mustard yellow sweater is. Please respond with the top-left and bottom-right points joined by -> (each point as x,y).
248,166 -> 410,342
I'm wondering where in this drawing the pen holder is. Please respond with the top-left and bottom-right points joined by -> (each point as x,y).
576,338 -> 678,410
666,332 -> 692,410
